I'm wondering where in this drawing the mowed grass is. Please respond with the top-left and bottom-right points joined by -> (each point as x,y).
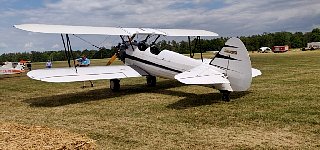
1,50 -> 320,149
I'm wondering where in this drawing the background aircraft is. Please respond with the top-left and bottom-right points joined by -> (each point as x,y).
14,24 -> 261,101
0,62 -> 25,75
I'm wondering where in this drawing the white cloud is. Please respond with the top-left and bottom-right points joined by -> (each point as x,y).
24,42 -> 34,49
51,44 -> 60,49
312,24 -> 320,29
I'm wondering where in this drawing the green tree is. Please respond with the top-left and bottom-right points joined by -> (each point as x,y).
178,41 -> 188,54
273,32 -> 292,46
311,28 -> 320,42
260,32 -> 274,48
171,40 -> 178,52
290,32 -> 304,48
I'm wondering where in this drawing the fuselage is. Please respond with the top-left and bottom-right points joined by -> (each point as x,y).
0,67 -> 24,75
124,45 -> 222,79
0,62 -> 25,75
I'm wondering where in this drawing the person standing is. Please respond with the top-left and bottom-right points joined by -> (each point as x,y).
46,60 -> 52,68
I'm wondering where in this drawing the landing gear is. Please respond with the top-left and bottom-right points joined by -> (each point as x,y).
89,80 -> 94,87
110,79 -> 120,91
220,90 -> 231,102
82,80 -> 94,88
146,76 -> 156,87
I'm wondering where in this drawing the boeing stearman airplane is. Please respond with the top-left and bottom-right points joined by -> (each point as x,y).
14,24 -> 261,101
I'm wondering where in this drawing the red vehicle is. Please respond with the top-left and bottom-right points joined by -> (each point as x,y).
272,45 -> 289,53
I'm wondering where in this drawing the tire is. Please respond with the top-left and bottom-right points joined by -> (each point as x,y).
222,94 -> 230,102
220,90 -> 231,102
110,79 -> 120,92
146,76 -> 156,87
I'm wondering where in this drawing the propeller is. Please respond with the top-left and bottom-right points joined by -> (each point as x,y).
106,42 -> 126,66
106,53 -> 118,66
72,34 -> 138,66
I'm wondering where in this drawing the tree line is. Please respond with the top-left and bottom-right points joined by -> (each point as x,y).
1,28 -> 319,62
0,48 -> 115,62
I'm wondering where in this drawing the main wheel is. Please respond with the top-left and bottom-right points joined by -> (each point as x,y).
146,76 -> 156,87
110,79 -> 120,92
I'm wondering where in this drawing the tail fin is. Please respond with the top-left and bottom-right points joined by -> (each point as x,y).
210,37 -> 252,91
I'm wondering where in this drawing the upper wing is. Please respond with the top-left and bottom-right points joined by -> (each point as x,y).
174,64 -> 229,84
157,29 -> 218,36
27,65 -> 141,82
14,24 -> 218,36
14,24 -> 131,35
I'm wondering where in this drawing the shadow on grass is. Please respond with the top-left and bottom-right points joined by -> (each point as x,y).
166,91 -> 250,110
23,79 -> 250,108
0,74 -> 25,79
24,80 -> 183,107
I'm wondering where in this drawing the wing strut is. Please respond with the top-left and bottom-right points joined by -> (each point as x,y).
152,35 -> 161,45
198,36 -> 203,62
192,36 -> 203,62
61,34 -> 71,67
119,35 -> 125,44
66,34 -> 77,71
188,36 -> 193,58
61,34 -> 77,72
127,36 -> 135,51
187,36 -> 203,60
143,35 -> 151,42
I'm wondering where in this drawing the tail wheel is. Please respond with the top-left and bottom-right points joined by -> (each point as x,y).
146,76 -> 156,87
110,79 -> 120,91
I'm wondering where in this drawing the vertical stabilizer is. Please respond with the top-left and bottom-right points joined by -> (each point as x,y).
210,37 -> 252,91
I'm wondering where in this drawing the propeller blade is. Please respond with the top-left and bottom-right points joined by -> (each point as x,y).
106,53 -> 118,66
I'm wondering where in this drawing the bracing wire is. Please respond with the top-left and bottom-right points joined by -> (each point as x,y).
72,34 -> 100,49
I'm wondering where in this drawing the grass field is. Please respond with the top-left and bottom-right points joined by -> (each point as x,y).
1,50 -> 320,149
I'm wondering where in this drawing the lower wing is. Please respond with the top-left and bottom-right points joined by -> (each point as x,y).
27,65 -> 141,82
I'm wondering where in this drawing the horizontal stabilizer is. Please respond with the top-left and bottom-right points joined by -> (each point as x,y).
14,24 -> 218,36
252,68 -> 262,77
27,66 -> 141,82
174,64 -> 229,84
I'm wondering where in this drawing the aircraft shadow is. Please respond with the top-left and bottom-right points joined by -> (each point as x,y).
23,80 -> 250,109
0,74 -> 25,79
23,80 -> 184,107
166,91 -> 250,110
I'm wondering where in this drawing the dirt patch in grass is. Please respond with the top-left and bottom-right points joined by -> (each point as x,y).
0,122 -> 96,149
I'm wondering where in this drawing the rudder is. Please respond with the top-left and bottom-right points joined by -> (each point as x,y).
210,37 -> 252,91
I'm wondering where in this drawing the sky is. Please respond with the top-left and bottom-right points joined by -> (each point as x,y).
1,0 -> 320,54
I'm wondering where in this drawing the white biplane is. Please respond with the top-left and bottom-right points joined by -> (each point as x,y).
14,24 -> 261,101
